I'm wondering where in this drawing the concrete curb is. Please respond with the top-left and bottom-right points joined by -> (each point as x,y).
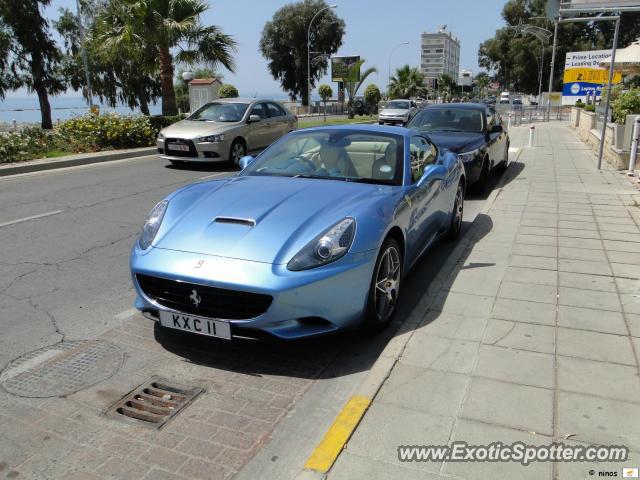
0,147 -> 156,177
296,148 -> 522,479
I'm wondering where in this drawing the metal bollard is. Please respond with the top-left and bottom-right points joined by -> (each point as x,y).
507,113 -> 512,130
630,116 -> 640,177
529,124 -> 535,147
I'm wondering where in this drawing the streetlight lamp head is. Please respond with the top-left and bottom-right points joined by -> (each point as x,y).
182,71 -> 194,82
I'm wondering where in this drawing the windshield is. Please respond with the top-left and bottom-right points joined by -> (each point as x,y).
386,101 -> 411,110
408,108 -> 484,133
241,131 -> 404,186
188,102 -> 249,122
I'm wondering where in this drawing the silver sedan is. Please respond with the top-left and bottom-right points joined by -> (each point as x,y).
157,98 -> 298,165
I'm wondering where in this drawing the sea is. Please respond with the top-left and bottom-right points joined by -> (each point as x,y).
0,93 -> 322,125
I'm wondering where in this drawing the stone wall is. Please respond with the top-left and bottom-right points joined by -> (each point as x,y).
570,107 -> 629,170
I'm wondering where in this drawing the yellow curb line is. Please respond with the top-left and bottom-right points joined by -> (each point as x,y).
303,395 -> 371,473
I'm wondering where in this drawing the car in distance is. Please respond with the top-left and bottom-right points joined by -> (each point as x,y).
131,125 -> 465,341
407,103 -> 509,192
157,98 -> 297,165
512,98 -> 523,110
378,99 -> 417,126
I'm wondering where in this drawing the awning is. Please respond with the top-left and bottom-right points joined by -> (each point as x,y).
599,38 -> 640,75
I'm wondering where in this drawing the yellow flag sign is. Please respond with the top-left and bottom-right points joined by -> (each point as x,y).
563,68 -> 622,84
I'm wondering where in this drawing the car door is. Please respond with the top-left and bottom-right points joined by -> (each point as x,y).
405,135 -> 443,260
485,107 -> 500,167
488,107 -> 507,164
246,102 -> 270,150
265,102 -> 289,144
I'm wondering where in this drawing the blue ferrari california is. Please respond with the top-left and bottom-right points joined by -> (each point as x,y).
130,125 -> 465,340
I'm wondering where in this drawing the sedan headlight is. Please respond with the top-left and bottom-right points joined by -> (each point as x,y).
198,134 -> 224,143
287,218 -> 356,271
158,132 -> 164,140
139,200 -> 168,250
458,148 -> 481,163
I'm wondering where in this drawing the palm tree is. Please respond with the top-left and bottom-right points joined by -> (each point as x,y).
388,65 -> 425,99
343,59 -> 377,118
474,72 -> 490,98
437,73 -> 456,100
95,0 -> 237,115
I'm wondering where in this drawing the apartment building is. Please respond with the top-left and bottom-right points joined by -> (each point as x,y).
420,26 -> 460,87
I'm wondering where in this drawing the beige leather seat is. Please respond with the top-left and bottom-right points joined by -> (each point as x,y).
371,143 -> 397,181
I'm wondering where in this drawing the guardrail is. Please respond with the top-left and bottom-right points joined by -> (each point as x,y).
496,105 -> 569,127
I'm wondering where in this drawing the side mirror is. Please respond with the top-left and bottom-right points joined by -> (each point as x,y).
417,164 -> 447,187
238,155 -> 254,170
248,114 -> 261,123
489,124 -> 503,134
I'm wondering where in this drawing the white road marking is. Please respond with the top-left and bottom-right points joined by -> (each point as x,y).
0,209 -> 64,228
114,308 -> 138,321
199,172 -> 229,180
508,147 -> 520,154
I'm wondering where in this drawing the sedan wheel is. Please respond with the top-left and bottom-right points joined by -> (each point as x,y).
448,182 -> 464,240
364,238 -> 402,330
230,139 -> 246,165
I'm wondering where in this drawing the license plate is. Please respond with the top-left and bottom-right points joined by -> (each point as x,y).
167,144 -> 190,152
159,310 -> 231,340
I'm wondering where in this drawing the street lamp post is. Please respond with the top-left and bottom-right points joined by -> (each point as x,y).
388,41 -> 409,90
307,4 -> 337,113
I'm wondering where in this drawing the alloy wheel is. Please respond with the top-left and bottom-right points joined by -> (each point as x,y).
374,246 -> 401,322
231,141 -> 245,164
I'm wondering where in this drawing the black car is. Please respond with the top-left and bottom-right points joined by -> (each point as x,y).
407,103 -> 510,192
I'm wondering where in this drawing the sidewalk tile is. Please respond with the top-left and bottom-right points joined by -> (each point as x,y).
559,258 -> 611,276
603,239 -> 640,252
462,378 -> 553,434
491,298 -> 556,325
177,458 -> 230,480
429,291 -> 495,318
621,293 -> 640,314
443,420 -> 552,480
611,262 -> 640,279
558,391 -> 640,451
626,313 -> 640,337
557,356 -> 640,401
559,220 -> 598,231
558,228 -> 601,239
519,226 -> 557,237
558,271 -> 616,292
330,452 -> 439,480
345,402 -> 453,471
601,231 -> 640,242
602,223 -> 639,234
498,281 -> 557,304
448,271 -> 502,297
509,254 -> 557,270
557,328 -> 635,365
400,334 -> 478,374
483,319 -> 555,354
516,234 -> 558,246
376,364 -> 468,417
608,250 -> 640,265
474,344 -> 554,389
419,311 -> 488,342
558,246 -> 607,262
502,266 -> 557,286
557,305 -> 627,335
558,237 -> 602,249
558,286 -> 621,312
512,243 -> 557,258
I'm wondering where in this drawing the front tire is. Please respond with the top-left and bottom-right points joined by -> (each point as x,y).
363,238 -> 403,331
229,139 -> 246,166
447,182 -> 464,240
472,157 -> 490,194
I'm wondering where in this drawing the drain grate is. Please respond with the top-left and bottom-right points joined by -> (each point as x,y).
107,377 -> 203,429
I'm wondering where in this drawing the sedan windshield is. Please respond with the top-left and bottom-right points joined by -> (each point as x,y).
188,102 -> 249,122
386,101 -> 410,110
408,108 -> 484,133
241,131 -> 404,186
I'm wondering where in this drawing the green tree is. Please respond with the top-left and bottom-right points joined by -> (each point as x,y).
343,59 -> 377,118
259,0 -> 345,106
612,87 -> 640,124
364,84 -> 381,108
95,0 -> 237,116
478,0 -> 640,93
388,65 -> 426,99
0,0 -> 65,129
318,83 -> 332,119
438,73 -> 457,98
218,83 -> 238,98
474,72 -> 490,98
56,3 -> 161,116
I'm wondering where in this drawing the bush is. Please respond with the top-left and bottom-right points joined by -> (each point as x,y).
612,87 -> 640,125
584,104 -> 596,112
318,84 -> 333,103
57,113 -> 156,152
575,100 -> 585,108
364,84 -> 381,107
218,84 -> 239,98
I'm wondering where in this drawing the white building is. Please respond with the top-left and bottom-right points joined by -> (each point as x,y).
420,26 -> 460,87
458,69 -> 473,87
188,78 -> 223,113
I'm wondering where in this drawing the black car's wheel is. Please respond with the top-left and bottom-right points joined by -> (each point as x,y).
498,144 -> 509,172
363,238 -> 402,331
378,121 -> 384,125
472,157 -> 490,194
229,138 -> 246,165
447,182 -> 464,240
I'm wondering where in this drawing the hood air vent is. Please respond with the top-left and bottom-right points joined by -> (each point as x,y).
213,216 -> 256,227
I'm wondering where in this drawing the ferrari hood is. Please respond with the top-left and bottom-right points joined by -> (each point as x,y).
155,175 -> 381,264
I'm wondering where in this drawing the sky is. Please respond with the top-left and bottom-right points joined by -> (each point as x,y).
5,0 -> 507,99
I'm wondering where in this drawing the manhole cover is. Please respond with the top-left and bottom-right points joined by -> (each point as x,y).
0,340 -> 123,398
107,377 -> 203,429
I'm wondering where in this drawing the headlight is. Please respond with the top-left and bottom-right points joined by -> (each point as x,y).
198,134 -> 224,143
139,200 -> 168,250
458,148 -> 481,163
287,218 -> 356,271
158,132 -> 164,140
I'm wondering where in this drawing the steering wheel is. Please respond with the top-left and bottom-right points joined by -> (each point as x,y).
290,156 -> 317,172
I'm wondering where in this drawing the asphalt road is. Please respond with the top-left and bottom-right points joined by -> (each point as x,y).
0,154 -> 500,476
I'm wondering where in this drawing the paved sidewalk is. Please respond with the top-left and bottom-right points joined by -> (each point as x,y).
326,122 -> 640,480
